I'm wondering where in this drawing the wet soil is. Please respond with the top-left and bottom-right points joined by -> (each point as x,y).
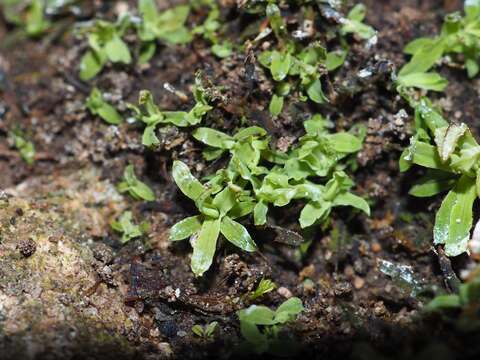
1,0 -> 479,359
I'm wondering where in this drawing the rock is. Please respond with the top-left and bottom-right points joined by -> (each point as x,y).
0,168 -> 139,359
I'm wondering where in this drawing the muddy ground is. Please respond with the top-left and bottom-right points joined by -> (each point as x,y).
0,0 -> 479,359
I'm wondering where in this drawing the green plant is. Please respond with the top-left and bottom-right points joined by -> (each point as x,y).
78,14 -> 132,81
191,321 -> 218,339
249,278 -> 276,301
137,0 -> 192,63
129,76 -> 212,147
191,0 -> 232,58
1,0 -> 50,37
118,164 -> 155,201
9,130 -> 35,165
85,87 -> 122,125
340,3 -> 376,41
254,2 -> 374,117
397,0 -> 480,91
170,160 -> 257,276
400,97 -> 480,256
111,211 -> 148,243
237,297 -> 304,355
171,115 -> 369,275
425,266 -> 480,331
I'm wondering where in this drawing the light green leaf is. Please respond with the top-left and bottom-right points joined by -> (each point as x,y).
220,216 -> 256,252
170,215 -> 202,241
306,78 -> 327,103
399,39 -> 445,76
191,218 -> 221,276
434,175 -> 476,256
273,297 -> 304,324
142,125 -> 160,147
269,94 -> 283,117
409,171 -> 457,197
254,201 -> 268,226
172,160 -> 205,201
270,51 -> 292,81
105,35 -> 131,64
329,132 -> 362,153
326,50 -> 347,71
299,202 -> 331,228
192,128 -> 234,149
79,50 -> 105,81
237,305 -> 276,325
397,72 -> 448,92
332,192 -> 370,215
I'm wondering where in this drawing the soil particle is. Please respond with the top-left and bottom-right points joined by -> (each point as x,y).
17,238 -> 36,257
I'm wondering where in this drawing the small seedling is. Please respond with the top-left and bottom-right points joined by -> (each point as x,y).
129,75 -> 212,147
9,130 -> 35,165
401,97 -> 480,256
237,297 -> 304,355
425,267 -> 480,331
118,164 -> 155,201
170,160 -> 257,276
397,1 -> 480,91
192,1 -> 232,58
111,211 -> 148,243
2,0 -> 50,37
172,114 -> 369,276
340,4 -> 376,41
249,278 -> 276,301
191,321 -> 218,339
85,87 -> 122,125
78,14 -> 132,81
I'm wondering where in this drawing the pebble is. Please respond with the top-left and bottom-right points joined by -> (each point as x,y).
353,276 -> 365,289
18,239 -> 37,257
277,286 -> 293,299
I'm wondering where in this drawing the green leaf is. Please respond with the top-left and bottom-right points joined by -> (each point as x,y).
347,4 -> 366,22
410,141 -> 451,171
299,202 -> 331,228
269,94 -> 284,117
329,132 -> 362,153
79,50 -> 105,81
254,201 -> 268,226
249,278 -> 276,300
211,42 -> 233,58
306,78 -> 327,103
139,41 -> 157,64
105,35 -> 131,64
425,294 -> 461,311
111,211 -> 143,243
172,161 -> 205,201
192,128 -> 234,149
120,165 -> 155,201
434,175 -> 476,256
332,192 -> 370,216
237,305 -> 276,325
170,215 -> 202,241
191,218 -> 221,276
273,297 -> 304,324
399,39 -> 445,76
397,72 -> 448,92
97,103 -> 122,124
220,216 -> 257,252
326,50 -> 347,71
270,51 -> 292,81
409,171 -> 457,197
212,187 -> 236,215
142,125 -> 160,147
